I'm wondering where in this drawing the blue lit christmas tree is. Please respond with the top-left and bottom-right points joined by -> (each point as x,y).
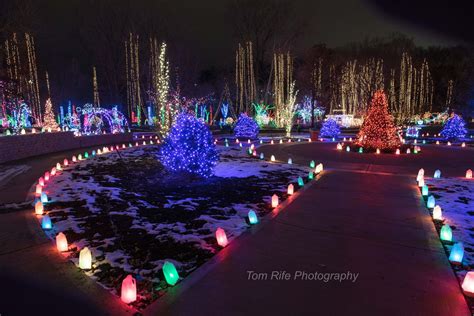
234,113 -> 259,138
440,114 -> 467,139
320,118 -> 341,138
160,113 -> 219,177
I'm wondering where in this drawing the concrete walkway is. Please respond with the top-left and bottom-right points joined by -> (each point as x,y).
145,143 -> 470,316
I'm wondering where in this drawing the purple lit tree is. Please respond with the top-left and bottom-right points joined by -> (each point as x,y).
160,113 -> 219,177
234,113 -> 259,138
320,118 -> 341,138
440,114 -> 467,139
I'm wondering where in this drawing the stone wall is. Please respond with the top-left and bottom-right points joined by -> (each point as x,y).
0,132 -> 134,164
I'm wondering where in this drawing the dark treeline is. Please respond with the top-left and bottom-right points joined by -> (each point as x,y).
0,0 -> 473,116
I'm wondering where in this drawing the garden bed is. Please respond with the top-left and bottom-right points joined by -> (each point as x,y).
42,144 -> 313,309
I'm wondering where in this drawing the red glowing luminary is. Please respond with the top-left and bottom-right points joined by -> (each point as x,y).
38,177 -> 45,186
215,227 -> 228,247
44,172 -> 50,181
63,159 -> 69,166
462,272 -> 474,297
121,275 -> 137,304
72,156 -> 77,162
272,194 -> 279,208
51,167 -> 57,176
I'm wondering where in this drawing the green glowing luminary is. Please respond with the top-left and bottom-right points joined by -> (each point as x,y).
358,147 -> 363,153
308,171 -> 314,180
421,185 -> 428,197
440,224 -> 452,242
297,177 -> 304,187
84,152 -> 89,159
162,261 -> 179,286
310,160 -> 315,168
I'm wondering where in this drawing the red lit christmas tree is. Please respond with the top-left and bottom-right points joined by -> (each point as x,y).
357,90 -> 400,150
43,98 -> 59,130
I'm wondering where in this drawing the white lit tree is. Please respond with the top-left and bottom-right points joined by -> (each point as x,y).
43,98 -> 59,130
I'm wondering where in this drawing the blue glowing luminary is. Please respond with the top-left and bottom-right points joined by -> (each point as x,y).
297,177 -> 304,187
449,242 -> 464,264
434,169 -> 441,178
421,185 -> 428,197
427,195 -> 435,208
440,224 -> 452,242
42,215 -> 52,230
288,158 -> 293,165
248,210 -> 258,225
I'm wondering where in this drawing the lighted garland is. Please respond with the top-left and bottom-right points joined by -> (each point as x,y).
234,113 -> 259,139
160,112 -> 218,177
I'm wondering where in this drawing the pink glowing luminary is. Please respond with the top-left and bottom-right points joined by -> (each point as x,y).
215,227 -> 228,247
56,232 -> 68,252
121,275 -> 137,304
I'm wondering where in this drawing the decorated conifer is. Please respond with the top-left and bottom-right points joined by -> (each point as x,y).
43,98 -> 59,130
320,118 -> 341,138
234,113 -> 259,138
357,90 -> 400,150
440,114 -> 467,139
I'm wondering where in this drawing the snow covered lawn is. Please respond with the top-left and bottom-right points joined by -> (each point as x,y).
42,144 -> 314,309
425,176 -> 474,305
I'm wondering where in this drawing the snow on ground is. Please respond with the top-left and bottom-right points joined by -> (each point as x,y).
0,164 -> 31,187
425,177 -> 474,282
41,143 -> 314,309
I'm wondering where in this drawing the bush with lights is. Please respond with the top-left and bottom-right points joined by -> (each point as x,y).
356,90 -> 401,150
440,114 -> 467,139
234,113 -> 259,139
160,112 -> 219,177
320,118 -> 341,138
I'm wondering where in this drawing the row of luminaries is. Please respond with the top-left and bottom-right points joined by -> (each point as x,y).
32,139 -> 324,305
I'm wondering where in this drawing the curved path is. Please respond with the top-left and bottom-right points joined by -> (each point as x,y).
0,141 -> 472,315
145,142 -> 472,316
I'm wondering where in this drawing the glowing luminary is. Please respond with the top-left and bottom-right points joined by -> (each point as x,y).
449,242 -> 464,264
279,139 -> 283,144
56,232 -> 68,252
288,139 -> 292,143
72,156 -> 77,162
236,138 -> 239,144
79,247 -> 92,270
270,155 -> 276,162
395,149 -> 400,155
416,168 -> 424,182
288,158 -> 293,165
358,148 -> 363,154
271,140 -> 274,145
434,170 -> 441,178
40,192 -> 48,203
343,137 -> 347,141
252,151 -> 257,157
56,162 -> 62,170
421,185 -> 428,197
346,146 -> 350,152
35,201 -> 44,215
349,137 -> 353,142
427,195 -> 435,208
433,205 -> 443,220
406,148 -> 411,154
21,128 -> 26,135
259,140 -> 263,144
38,177 -> 44,186
271,194 -> 279,208
215,228 -> 228,247
297,177 -> 304,187
440,224 -> 452,242
414,139 -> 417,144
315,163 -> 323,174
239,143 -> 243,148
248,210 -> 259,225
376,148 -> 380,154
63,159 -> 68,166
78,154 -> 82,161
122,144 -> 126,149
260,153 -> 264,160
337,143 -> 342,150
41,215 -> 52,230
32,128 -> 36,134
436,141 -> 440,145
35,184 -> 42,196
163,261 -> 180,285
250,144 -> 255,150
287,184 -> 294,195
462,142 -> 466,147
51,167 -> 56,176
466,169 -> 472,179
310,160 -> 315,168
84,152 -> 89,159
44,172 -> 50,181
308,171 -> 314,180
447,141 -> 452,146
418,178 -> 425,188
92,150 -> 96,156
135,142 -> 139,146
121,275 -> 137,304
462,272 -> 474,297
423,140 -> 426,144
308,138 -> 312,142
